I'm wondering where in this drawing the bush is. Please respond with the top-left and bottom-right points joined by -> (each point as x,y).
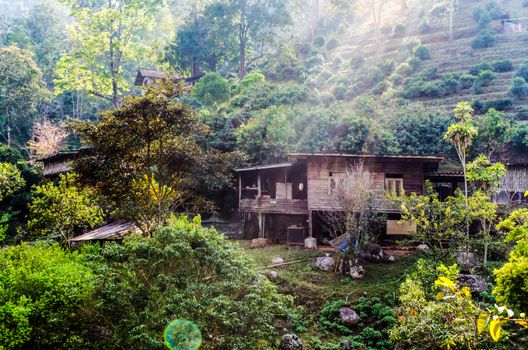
492,59 -> 514,72
306,54 -> 324,69
515,60 -> 528,81
193,72 -> 230,106
372,80 -> 389,94
422,81 -> 443,97
473,79 -> 483,94
390,73 -> 403,85
459,74 -> 478,89
430,4 -> 448,17
378,59 -> 396,76
472,98 -> 513,113
419,67 -> 438,80
517,106 -> 528,120
418,18 -> 431,34
333,55 -> 343,68
83,216 -> 294,349
478,69 -> 496,86
408,57 -> 422,72
333,85 -> 347,100
0,242 -> 95,350
393,23 -> 406,37
469,61 -> 492,75
357,66 -> 385,89
511,77 -> 528,98
350,54 -> 365,69
442,72 -> 460,92
314,35 -> 326,47
414,45 -> 431,60
478,11 -> 492,29
404,38 -> 421,52
471,30 -> 496,49
395,62 -> 411,77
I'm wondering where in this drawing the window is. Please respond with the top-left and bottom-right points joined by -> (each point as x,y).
328,172 -> 344,194
385,176 -> 404,196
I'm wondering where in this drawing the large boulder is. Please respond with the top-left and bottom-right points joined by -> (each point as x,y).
339,307 -> 360,326
280,333 -> 303,350
272,256 -> 284,264
458,274 -> 489,293
315,254 -> 335,271
457,251 -> 480,271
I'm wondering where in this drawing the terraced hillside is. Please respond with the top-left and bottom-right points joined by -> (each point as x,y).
313,0 -> 528,119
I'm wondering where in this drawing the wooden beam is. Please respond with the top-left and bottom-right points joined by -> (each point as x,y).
308,211 -> 313,238
257,172 -> 261,197
238,174 -> 242,203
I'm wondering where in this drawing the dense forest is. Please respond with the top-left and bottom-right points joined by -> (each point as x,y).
2,0 -> 528,349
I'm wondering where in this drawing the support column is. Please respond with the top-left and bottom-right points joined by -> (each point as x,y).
238,174 -> 242,203
308,211 -> 313,238
257,172 -> 261,198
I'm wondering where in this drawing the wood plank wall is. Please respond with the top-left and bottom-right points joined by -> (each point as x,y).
307,156 -> 426,211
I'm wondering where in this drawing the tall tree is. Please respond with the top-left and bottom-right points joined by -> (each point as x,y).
0,46 -> 49,147
230,0 -> 291,78
55,0 -> 163,106
71,81 -> 240,234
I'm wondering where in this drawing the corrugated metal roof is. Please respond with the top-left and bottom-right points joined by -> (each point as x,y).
235,162 -> 293,172
70,222 -> 138,242
287,153 -> 444,161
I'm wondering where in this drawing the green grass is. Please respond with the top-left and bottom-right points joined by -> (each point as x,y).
236,241 -> 419,312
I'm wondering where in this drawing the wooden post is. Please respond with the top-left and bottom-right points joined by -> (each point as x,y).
284,167 -> 287,200
308,211 -> 313,238
258,213 -> 264,238
257,172 -> 261,197
238,174 -> 242,203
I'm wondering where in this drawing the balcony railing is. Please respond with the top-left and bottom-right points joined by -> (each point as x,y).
239,198 -> 308,215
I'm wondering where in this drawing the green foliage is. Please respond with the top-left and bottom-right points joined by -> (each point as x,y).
0,163 -> 25,202
478,69 -> 496,86
515,60 -> 528,81
418,18 -> 431,34
471,30 -> 496,49
82,216 -> 294,350
472,98 -> 513,114
511,77 -> 528,98
459,74 -> 478,89
469,61 -> 492,75
413,45 -> 431,60
495,208 -> 528,311
0,46 -> 50,146
492,60 -> 514,72
27,174 -> 104,245
350,54 -> 364,69
393,23 -> 406,37
473,109 -> 512,156
0,242 -> 94,350
390,265 -> 488,349
431,4 -> 448,17
319,297 -> 395,350
193,72 -> 230,106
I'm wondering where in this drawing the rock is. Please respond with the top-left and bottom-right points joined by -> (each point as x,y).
315,254 -> 335,271
417,244 -> 429,251
279,333 -> 303,350
341,339 -> 352,350
350,265 -> 365,279
272,256 -> 284,264
265,270 -> 278,280
250,238 -> 268,249
359,244 -> 386,262
458,274 -> 489,293
457,251 -> 480,270
339,307 -> 360,326
388,255 -> 395,262
367,243 -> 383,256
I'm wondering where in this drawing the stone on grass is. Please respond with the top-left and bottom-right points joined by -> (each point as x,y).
315,254 -> 335,271
280,333 -> 303,350
265,270 -> 278,280
388,255 -> 395,262
350,265 -> 365,279
339,307 -> 360,326
341,339 -> 352,350
458,274 -> 489,293
250,238 -> 268,248
417,244 -> 429,251
272,256 -> 285,264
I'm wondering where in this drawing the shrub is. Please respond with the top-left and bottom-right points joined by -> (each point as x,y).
193,72 -> 230,106
473,79 -> 483,94
306,54 -> 324,69
430,4 -> 448,17
393,23 -> 406,37
350,54 -> 364,69
314,35 -> 326,47
0,242 -> 95,350
492,59 -> 514,72
511,77 -> 528,98
403,38 -> 421,53
372,80 -> 389,94
422,81 -> 443,97
471,30 -> 496,49
419,67 -> 438,80
418,18 -> 431,34
517,106 -> 528,120
442,72 -> 460,92
459,74 -> 478,89
333,55 -> 343,68
478,69 -> 496,86
408,57 -> 422,72
357,66 -> 385,89
390,73 -> 403,85
469,61 -> 492,75
515,60 -> 528,81
478,11 -> 492,29
472,98 -> 513,113
395,62 -> 411,77
414,45 -> 431,60
378,59 -> 396,76
333,85 -> 347,100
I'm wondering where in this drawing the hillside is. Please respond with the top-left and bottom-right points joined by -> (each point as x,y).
313,0 -> 528,119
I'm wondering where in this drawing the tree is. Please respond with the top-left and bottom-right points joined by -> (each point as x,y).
473,108 -> 511,157
0,46 -> 49,146
192,72 -> 230,106
27,174 -> 104,246
0,162 -> 24,203
230,0 -> 291,77
27,119 -> 68,158
356,0 -> 385,46
55,0 -> 164,106
71,81 -> 240,234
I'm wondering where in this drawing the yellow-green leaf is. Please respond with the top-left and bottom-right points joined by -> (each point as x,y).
477,313 -> 489,334
489,319 -> 502,342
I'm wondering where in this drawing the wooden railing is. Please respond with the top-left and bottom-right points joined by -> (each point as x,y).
239,198 -> 308,215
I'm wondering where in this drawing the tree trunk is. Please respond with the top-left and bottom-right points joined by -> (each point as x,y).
239,38 -> 246,78
238,2 -> 247,79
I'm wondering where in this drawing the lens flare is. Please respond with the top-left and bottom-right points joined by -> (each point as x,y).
164,319 -> 202,350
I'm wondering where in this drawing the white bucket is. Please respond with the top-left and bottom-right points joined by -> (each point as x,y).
304,237 -> 317,249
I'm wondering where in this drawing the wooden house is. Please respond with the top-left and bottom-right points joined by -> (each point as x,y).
236,153 -> 463,245
38,150 -> 82,177
134,68 -> 204,87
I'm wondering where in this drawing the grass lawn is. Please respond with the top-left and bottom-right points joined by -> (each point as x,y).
235,240 -> 420,312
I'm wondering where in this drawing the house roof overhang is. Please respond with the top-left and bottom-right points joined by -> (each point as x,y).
70,222 -> 138,242
235,162 -> 293,172
287,153 -> 444,162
